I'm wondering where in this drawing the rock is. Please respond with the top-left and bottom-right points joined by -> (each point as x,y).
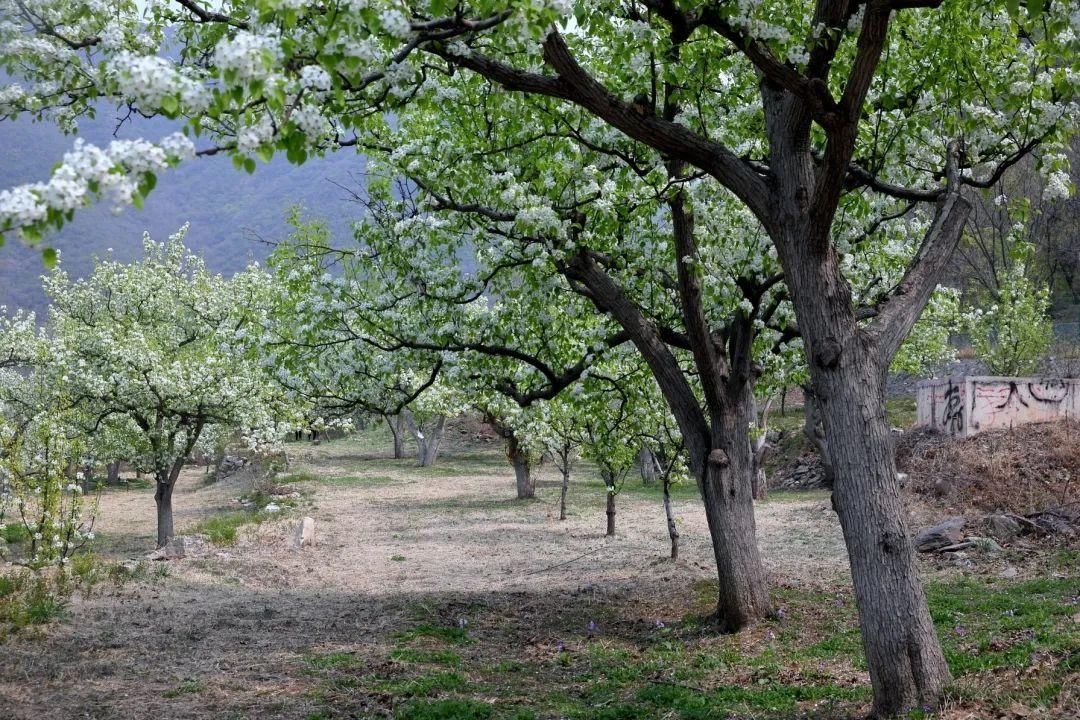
999,566 -> 1019,578
931,479 -> 953,497
986,514 -> 1021,541
1031,514 -> 1076,537
263,503 -> 281,513
216,455 -> 248,479
293,516 -> 316,549
914,516 -> 966,552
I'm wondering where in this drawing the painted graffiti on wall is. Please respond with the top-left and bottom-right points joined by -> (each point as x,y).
917,376 -> 1078,437
942,380 -> 964,433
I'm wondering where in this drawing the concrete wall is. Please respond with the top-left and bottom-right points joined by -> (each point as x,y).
916,376 -> 1080,437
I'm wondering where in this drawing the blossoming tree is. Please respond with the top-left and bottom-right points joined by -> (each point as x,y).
0,0 -> 1076,713
39,227 -> 283,547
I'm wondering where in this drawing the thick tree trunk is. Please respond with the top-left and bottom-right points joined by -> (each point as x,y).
505,433 -> 535,499
637,447 -> 657,484
761,98 -> 959,706
106,461 -> 120,485
663,475 -> 679,560
697,387 -> 773,631
562,247 -> 771,629
812,349 -> 951,714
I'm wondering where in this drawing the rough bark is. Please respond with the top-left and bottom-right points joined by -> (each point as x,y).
153,457 -> 185,548
386,413 -> 406,459
106,461 -> 120,485
637,447 -> 657,484
404,411 -> 445,467
663,474 -> 679,560
698,384 -> 774,632
154,479 -> 174,549
764,87 -> 966,713
813,345 -> 952,714
508,433 -> 535,499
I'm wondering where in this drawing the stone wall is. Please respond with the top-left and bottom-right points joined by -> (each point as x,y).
916,376 -> 1079,437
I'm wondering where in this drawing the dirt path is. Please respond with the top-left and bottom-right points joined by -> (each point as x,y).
0,439 -> 850,719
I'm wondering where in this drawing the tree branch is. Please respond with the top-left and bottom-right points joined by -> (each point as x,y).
866,141 -> 971,363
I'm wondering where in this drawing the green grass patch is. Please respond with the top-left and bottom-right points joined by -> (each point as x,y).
163,679 -> 205,698
1,523 -> 32,544
390,647 -> 462,666
378,670 -> 468,697
190,509 -> 274,546
305,651 -> 364,671
885,396 -> 918,429
0,568 -> 70,638
394,698 -> 493,720
926,576 -> 1079,677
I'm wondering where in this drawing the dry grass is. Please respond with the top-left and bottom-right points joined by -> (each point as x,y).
0,424 -> 1075,719
897,420 -> 1079,515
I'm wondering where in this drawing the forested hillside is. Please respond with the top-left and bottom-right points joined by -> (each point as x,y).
0,110 -> 362,314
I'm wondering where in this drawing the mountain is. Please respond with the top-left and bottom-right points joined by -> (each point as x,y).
0,109 -> 367,315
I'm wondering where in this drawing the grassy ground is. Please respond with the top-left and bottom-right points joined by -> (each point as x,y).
296,559 -> 1078,720
0,420 -> 1076,719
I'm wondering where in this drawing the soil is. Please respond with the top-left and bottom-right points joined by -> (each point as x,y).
0,435 -> 850,720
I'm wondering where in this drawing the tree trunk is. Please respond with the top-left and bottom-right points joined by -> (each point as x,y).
561,243 -> 771,629
106,461 -> 120,485
386,414 -> 406,459
637,447 -> 657,484
663,474 -> 679,560
405,411 -> 445,467
559,462 -> 570,520
812,348 -> 951,714
605,488 -> 616,536
600,469 -> 617,536
154,474 -> 175,548
802,385 -> 835,488
507,434 -> 534,499
697,388 -> 773,632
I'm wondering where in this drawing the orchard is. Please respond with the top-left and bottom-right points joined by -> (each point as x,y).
0,1 -> 1077,718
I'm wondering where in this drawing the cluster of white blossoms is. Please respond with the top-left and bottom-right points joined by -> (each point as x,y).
1044,170 -> 1073,202
108,51 -> 211,114
0,133 -> 195,232
290,104 -> 332,140
299,65 -> 333,92
213,31 -> 283,84
378,8 -> 412,39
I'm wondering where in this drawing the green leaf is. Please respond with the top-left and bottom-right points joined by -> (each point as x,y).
42,247 -> 57,268
161,95 -> 179,115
